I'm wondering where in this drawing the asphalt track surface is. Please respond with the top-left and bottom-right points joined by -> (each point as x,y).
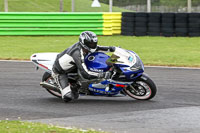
0,61 -> 200,133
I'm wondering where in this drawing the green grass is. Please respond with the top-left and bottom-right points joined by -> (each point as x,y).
0,0 -> 70,12
0,0 -> 129,12
0,120 -> 104,133
1,36 -> 200,67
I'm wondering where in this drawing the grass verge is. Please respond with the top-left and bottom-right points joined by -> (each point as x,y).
0,0 -> 129,12
0,120 -> 104,133
1,36 -> 200,67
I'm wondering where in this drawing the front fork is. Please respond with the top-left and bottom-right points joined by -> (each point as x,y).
123,73 -> 148,94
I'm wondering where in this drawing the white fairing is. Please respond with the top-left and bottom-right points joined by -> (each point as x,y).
114,47 -> 137,67
30,53 -> 59,72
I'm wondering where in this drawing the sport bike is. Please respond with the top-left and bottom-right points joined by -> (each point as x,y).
30,47 -> 157,101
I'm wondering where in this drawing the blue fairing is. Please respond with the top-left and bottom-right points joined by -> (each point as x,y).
85,50 -> 144,96
85,52 -> 111,72
120,67 -> 143,80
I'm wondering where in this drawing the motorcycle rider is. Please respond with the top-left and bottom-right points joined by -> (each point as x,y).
52,31 -> 115,102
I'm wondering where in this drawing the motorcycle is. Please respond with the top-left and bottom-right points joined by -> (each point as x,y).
30,47 -> 157,101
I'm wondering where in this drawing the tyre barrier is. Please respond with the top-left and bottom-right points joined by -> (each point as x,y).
161,13 -> 175,37
135,13 -> 148,36
175,13 -> 188,36
148,13 -> 161,36
121,12 -> 135,36
188,13 -> 200,37
121,12 -> 200,37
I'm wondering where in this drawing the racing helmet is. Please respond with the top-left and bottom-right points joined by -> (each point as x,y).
79,31 -> 98,53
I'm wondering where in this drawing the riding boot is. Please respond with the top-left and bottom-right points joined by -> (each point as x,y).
61,85 -> 74,101
52,72 -> 74,101
71,84 -> 79,99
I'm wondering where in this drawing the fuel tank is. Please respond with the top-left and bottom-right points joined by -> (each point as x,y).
85,52 -> 111,72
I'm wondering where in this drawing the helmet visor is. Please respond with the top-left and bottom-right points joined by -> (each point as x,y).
87,42 -> 97,49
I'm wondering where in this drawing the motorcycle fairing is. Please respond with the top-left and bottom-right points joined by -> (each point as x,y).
119,67 -> 143,80
30,53 -> 58,73
88,80 -> 125,96
84,47 -> 145,95
112,48 -> 144,80
88,79 -> 134,96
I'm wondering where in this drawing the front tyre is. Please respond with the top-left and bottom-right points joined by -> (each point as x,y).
124,74 -> 157,100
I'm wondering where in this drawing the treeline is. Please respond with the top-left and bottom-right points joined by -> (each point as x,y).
99,0 -> 200,6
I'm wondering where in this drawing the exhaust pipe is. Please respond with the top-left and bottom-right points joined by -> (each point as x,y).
40,81 -> 61,93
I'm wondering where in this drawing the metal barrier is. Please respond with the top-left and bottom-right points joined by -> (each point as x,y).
0,12 -> 121,35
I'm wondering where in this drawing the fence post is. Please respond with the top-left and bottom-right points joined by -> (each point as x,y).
71,0 -> 75,12
4,0 -> 8,12
109,0 -> 112,12
188,0 -> 192,13
147,0 -> 151,12
60,0 -> 63,12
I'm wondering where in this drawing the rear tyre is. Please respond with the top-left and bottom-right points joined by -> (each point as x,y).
124,74 -> 157,100
42,72 -> 62,99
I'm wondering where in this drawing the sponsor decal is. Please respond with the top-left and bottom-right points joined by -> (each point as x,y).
89,87 -> 115,95
89,68 -> 104,72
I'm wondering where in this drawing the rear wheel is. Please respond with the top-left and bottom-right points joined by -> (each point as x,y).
124,74 -> 157,100
42,72 -> 62,99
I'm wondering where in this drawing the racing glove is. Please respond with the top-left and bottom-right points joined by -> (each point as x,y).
109,46 -> 116,52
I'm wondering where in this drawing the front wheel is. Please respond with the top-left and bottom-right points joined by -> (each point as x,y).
124,74 -> 157,100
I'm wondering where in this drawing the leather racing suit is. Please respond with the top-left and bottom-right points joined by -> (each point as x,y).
52,42 -> 115,96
